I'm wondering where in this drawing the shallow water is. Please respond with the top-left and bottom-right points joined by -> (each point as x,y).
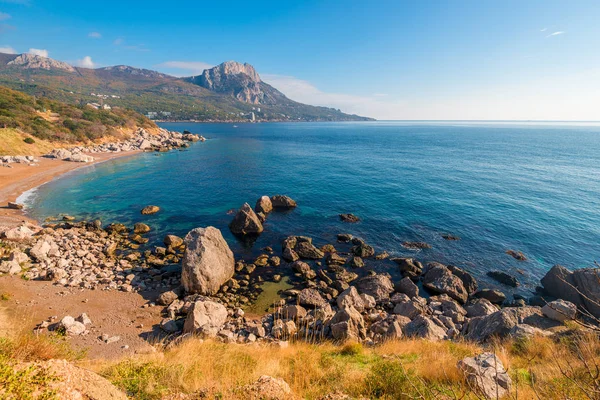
22,121 -> 600,296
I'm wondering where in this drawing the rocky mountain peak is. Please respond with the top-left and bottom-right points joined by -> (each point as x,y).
98,65 -> 171,79
7,53 -> 76,73
211,61 -> 261,82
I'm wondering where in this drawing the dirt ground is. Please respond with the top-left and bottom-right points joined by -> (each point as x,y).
0,275 -> 168,359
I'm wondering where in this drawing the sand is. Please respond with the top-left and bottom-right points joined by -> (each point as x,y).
0,151 -> 141,228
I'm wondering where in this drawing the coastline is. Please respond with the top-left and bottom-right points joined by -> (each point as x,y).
0,150 -> 142,228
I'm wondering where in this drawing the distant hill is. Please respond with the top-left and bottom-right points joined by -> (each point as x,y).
0,53 -> 374,122
0,85 -> 155,143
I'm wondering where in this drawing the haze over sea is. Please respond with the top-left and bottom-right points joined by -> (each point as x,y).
21,121 -> 600,295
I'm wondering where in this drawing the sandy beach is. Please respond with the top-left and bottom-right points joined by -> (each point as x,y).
0,150 -> 141,228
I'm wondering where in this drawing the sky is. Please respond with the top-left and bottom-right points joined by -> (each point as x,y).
0,0 -> 599,120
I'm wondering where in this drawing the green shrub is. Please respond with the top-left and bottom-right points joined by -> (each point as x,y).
23,137 -> 35,144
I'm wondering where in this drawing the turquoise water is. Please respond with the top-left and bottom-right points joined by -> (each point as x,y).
22,121 -> 600,295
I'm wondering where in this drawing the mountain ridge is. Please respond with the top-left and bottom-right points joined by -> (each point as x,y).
0,53 -> 374,122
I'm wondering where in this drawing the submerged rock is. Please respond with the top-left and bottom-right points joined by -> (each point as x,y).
339,213 -> 360,223
181,227 -> 234,295
506,249 -> 527,261
270,195 -> 297,209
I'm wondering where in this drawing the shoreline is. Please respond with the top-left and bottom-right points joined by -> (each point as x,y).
0,150 -> 142,228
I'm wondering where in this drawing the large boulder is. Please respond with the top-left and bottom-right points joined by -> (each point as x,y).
465,298 -> 498,318
403,315 -> 447,340
448,265 -> 478,294
463,306 -> 559,342
329,306 -> 366,341
295,241 -> 324,259
395,277 -> 419,298
541,265 -> 600,318
540,265 -> 580,304
270,195 -> 297,209
1,224 -> 36,240
181,227 -> 235,295
229,203 -> 264,235
422,263 -> 468,303
337,286 -> 368,312
457,353 -> 512,399
183,299 -> 228,336
298,288 -> 328,308
354,274 -> 394,302
255,196 -> 273,214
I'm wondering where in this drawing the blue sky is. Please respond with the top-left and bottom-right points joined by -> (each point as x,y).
1,0 -> 599,120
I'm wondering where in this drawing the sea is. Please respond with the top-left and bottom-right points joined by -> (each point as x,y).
20,121 -> 600,297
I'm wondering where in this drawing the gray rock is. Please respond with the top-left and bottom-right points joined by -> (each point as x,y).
465,298 -> 498,318
542,299 -> 577,322
329,306 -> 366,341
487,271 -> 519,287
157,290 -> 179,306
403,315 -> 447,340
422,263 -> 468,304
270,195 -> 297,209
181,227 -> 235,295
59,316 -> 86,336
472,289 -> 506,304
229,203 -> 264,235
395,277 -> 419,298
355,274 -> 394,302
295,241 -> 324,259
448,265 -> 478,295
392,258 -> 423,277
457,353 -> 512,399
183,299 -> 228,336
337,286 -> 367,312
291,261 -> 316,280
298,288 -> 327,308
509,324 -> 546,340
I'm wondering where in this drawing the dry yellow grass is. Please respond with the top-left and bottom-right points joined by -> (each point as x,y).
0,128 -> 56,156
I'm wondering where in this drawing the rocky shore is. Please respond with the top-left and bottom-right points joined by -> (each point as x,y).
1,193 -> 597,354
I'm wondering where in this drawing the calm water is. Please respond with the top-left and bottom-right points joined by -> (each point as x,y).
21,121 -> 600,295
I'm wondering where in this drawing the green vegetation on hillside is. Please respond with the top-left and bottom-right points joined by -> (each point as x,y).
0,85 -> 155,143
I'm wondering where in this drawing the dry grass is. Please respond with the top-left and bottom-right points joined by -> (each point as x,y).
0,128 -> 56,156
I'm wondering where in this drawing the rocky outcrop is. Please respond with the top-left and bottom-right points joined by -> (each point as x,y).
181,227 -> 235,295
270,195 -> 297,209
542,299 -> 577,322
458,353 -> 512,399
229,203 -> 264,235
141,205 -> 160,215
541,265 -> 600,318
354,274 -> 394,302
255,196 -> 273,214
329,306 -> 366,341
8,53 -> 76,72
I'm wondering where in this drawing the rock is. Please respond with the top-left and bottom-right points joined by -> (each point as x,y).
348,256 -> 364,268
355,274 -> 394,302
23,359 -> 127,400
337,233 -> 353,242
351,243 -> 374,258
422,263 -> 468,304
457,353 -> 512,399
395,277 -> 419,298
160,318 -> 180,333
509,324 -> 546,340
238,375 -> 293,400
58,316 -> 86,336
542,299 -> 577,322
463,306 -> 559,342
271,320 -> 297,338
133,223 -> 151,234
442,234 -> 460,241
393,300 -> 426,319
465,298 -> 498,318
282,247 -> 299,262
392,258 -> 423,278
402,241 -> 431,250
337,286 -> 368,312
141,205 -> 160,215
76,313 -> 92,326
229,203 -> 264,235
329,306 -> 366,341
255,196 -> 273,214
472,289 -> 506,304
0,260 -> 21,274
298,288 -> 327,308
487,271 -> 519,287
404,315 -> 447,340
540,265 -> 581,305
280,305 -> 307,320
339,213 -> 360,223
448,265 -> 478,295
67,153 -> 95,163
506,249 -> 527,261
183,299 -> 228,336
47,148 -> 72,160
291,261 -> 316,280
295,241 -> 324,259
164,234 -> 184,248
326,252 -> 346,266
157,290 -> 179,306
7,201 -> 23,209
9,249 -> 30,264
181,227 -> 235,295
30,240 -> 52,261
571,268 -> 600,319
270,195 -> 297,209
2,224 -> 35,240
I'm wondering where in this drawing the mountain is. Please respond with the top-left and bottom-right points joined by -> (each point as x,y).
0,53 -> 373,122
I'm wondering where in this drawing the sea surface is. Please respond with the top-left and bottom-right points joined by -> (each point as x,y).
21,121 -> 600,296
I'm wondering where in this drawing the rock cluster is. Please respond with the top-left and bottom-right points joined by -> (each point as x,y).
229,195 -> 297,236
43,128 -> 205,162
0,155 -> 39,167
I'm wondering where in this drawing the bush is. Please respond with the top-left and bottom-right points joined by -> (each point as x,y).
23,137 -> 35,144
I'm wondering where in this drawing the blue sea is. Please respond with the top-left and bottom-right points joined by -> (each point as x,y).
21,121 -> 600,296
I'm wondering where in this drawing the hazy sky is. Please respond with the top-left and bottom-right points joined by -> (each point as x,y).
1,0 -> 599,120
